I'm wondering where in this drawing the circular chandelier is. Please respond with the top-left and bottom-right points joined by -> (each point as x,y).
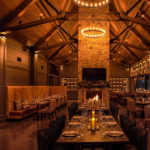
81,27 -> 106,38
73,0 -> 110,8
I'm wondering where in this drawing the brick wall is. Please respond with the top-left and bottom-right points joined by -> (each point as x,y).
78,6 -> 110,105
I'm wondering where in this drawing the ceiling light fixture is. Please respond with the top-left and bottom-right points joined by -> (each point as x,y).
81,27 -> 106,38
73,0 -> 109,8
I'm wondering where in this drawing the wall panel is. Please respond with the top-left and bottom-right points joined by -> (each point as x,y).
6,37 -> 31,85
0,37 -> 6,122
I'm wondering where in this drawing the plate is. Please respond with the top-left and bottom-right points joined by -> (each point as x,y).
68,122 -> 81,127
104,122 -> 117,126
62,131 -> 79,137
105,131 -> 124,137
99,103 -> 106,107
102,116 -> 113,120
72,116 -> 82,119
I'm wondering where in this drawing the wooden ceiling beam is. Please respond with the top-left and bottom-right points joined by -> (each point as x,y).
125,0 -> 142,15
129,25 -> 150,47
0,11 -> 65,33
110,28 -> 140,61
121,45 -> 140,61
121,15 -> 150,27
114,0 -> 150,27
110,52 -> 130,65
36,40 -> 76,51
44,0 -> 59,14
48,45 -> 66,60
49,29 -> 79,60
110,60 -> 129,67
33,6 -> 78,48
34,26 -> 58,48
113,41 -> 149,52
112,1 -> 150,48
39,0 -> 77,55
0,0 -> 36,27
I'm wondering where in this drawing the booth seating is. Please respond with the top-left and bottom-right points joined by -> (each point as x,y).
9,105 -> 37,120
6,86 -> 67,120
37,95 -> 67,120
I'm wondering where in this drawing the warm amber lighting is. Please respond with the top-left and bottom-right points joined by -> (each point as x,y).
92,117 -> 95,130
81,27 -> 106,38
92,110 -> 95,117
73,0 -> 110,8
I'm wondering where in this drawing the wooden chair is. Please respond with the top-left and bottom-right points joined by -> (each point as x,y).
127,98 -> 143,118
144,104 -> 150,128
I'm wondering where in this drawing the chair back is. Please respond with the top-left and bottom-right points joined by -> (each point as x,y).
127,98 -> 136,112
144,104 -> 150,119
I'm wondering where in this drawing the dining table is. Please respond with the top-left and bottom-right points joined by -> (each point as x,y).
56,105 -> 129,150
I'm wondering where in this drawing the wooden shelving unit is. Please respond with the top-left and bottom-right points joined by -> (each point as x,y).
130,59 -> 150,77
109,77 -> 129,92
48,63 -> 60,86
61,78 -> 78,100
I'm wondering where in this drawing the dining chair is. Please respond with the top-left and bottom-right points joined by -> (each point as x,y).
144,104 -> 150,128
37,128 -> 67,150
127,98 -> 143,118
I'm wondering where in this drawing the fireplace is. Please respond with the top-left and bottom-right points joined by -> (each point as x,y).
82,68 -> 106,81
86,90 -> 101,99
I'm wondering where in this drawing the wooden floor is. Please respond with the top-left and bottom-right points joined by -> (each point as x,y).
0,103 -> 150,150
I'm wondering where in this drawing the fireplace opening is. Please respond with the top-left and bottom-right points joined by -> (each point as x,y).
82,68 -> 106,81
86,90 -> 101,99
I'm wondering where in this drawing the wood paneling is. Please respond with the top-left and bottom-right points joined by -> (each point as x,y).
61,62 -> 78,78
6,86 -> 67,118
6,67 -> 30,85
6,37 -> 31,85
0,37 -> 7,122
110,62 -> 129,78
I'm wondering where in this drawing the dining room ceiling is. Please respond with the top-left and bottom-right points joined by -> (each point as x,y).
0,0 -> 149,66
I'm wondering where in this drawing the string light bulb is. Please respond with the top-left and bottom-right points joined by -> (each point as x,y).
81,27 -> 106,38
73,0 -> 110,8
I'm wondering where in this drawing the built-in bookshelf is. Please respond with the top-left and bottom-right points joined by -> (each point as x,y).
109,77 -> 129,92
61,78 -> 78,100
130,59 -> 150,77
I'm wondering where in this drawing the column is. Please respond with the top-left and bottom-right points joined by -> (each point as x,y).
0,36 -> 7,122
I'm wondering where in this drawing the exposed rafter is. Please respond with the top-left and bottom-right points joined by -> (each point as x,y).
33,6 -> 78,48
36,40 -> 76,51
49,29 -> 78,60
0,0 -> 36,27
0,12 -> 65,33
121,45 -> 140,61
44,0 -> 60,14
113,41 -> 149,52
110,29 -> 140,62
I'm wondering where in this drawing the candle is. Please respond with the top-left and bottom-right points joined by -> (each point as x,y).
92,110 -> 95,117
92,117 -> 95,130
92,100 -> 94,107
102,90 -> 103,103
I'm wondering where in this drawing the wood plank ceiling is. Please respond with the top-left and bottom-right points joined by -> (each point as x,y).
0,0 -> 149,66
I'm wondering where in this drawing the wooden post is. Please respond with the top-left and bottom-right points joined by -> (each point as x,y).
102,90 -> 103,103
84,89 -> 86,104
0,36 -> 6,122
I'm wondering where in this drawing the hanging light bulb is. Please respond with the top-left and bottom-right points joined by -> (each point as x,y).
73,0 -> 110,8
